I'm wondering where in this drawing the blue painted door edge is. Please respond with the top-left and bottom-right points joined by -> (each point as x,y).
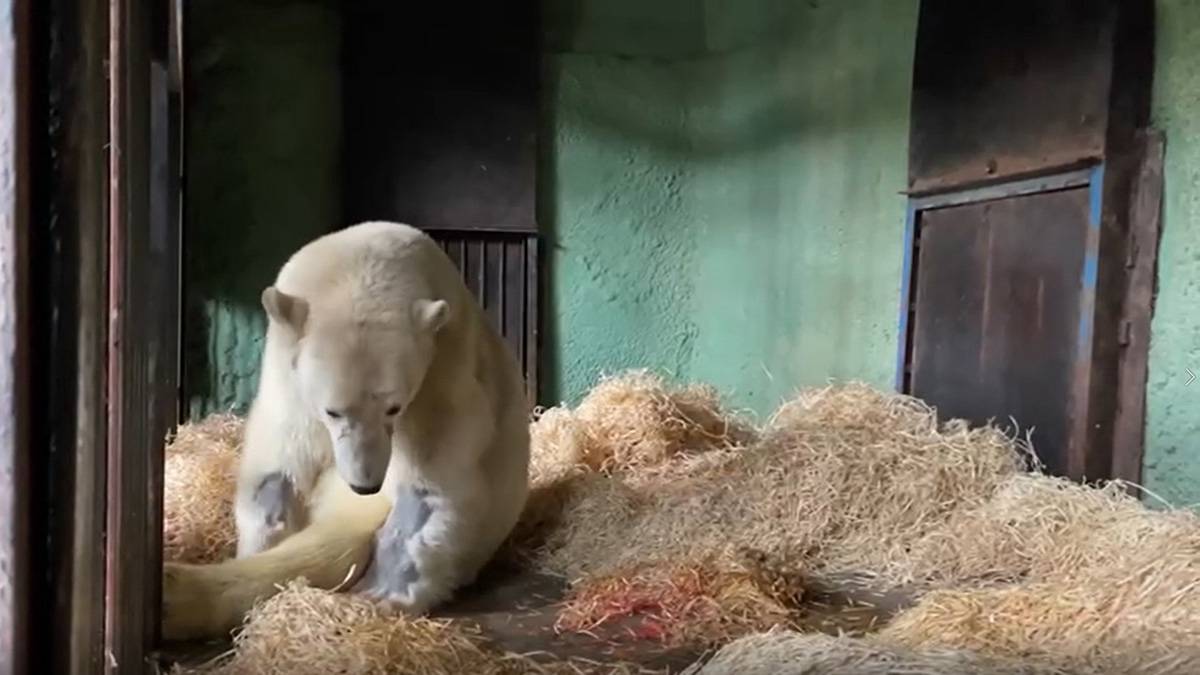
894,202 -> 917,391
1076,163 -> 1106,352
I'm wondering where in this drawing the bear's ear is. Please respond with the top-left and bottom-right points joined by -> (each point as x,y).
261,286 -> 309,334
413,298 -> 450,333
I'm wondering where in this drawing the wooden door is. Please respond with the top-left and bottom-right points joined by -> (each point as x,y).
900,0 -> 1156,483
908,186 -> 1092,476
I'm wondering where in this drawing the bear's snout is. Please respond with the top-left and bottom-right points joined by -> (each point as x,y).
349,483 -> 382,496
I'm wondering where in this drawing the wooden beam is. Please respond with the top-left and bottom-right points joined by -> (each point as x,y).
1111,130 -> 1165,489
107,0 -> 170,670
45,0 -> 112,671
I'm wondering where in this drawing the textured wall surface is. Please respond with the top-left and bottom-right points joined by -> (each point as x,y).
1143,0 -> 1200,507
184,1 -> 341,417
182,0 -> 916,416
181,0 -> 1200,504
541,0 -> 919,412
540,32 -> 704,408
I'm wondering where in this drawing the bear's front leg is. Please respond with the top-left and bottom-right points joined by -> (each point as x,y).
352,483 -> 470,614
234,471 -> 305,558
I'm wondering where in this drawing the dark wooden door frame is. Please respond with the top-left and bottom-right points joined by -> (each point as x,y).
107,0 -> 150,667
898,0 -> 1157,489
896,152 -> 1164,488
1110,130 -> 1165,488
2,0 -> 179,671
107,0 -> 181,670
43,0 -> 113,671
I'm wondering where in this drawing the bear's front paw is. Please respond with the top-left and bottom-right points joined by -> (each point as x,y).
351,523 -> 420,601
351,484 -> 451,613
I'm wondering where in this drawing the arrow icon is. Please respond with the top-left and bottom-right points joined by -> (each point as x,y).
1187,369 -> 1197,387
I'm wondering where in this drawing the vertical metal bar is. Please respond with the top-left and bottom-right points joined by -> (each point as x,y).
502,238 -> 525,373
498,239 -> 507,336
484,238 -> 503,335
146,54 -> 172,653
525,235 -> 539,405
104,0 -> 129,667
0,0 -> 33,671
171,0 -> 185,424
472,236 -> 482,307
475,240 -> 486,306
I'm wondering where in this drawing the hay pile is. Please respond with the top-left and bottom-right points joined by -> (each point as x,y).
529,380 -> 1029,586
178,581 -> 512,675
174,580 -> 610,675
681,631 -> 1071,675
878,476 -> 1200,674
524,374 -> 1200,673
161,370 -> 1200,675
163,413 -> 242,564
529,370 -> 757,479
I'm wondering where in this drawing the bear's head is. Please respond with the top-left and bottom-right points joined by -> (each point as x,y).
261,286 -> 450,495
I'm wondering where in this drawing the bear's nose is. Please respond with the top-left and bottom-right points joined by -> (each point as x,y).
350,483 -> 381,496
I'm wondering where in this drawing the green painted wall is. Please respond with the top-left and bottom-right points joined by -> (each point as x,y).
184,0 -> 341,417
179,1 -> 1200,507
182,0 -> 919,416
1143,0 -> 1200,507
542,0 -> 919,412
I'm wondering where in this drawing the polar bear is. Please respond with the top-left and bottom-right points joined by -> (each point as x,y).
161,221 -> 531,641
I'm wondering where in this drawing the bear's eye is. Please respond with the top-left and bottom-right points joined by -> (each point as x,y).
385,405 -> 402,416
325,409 -> 343,419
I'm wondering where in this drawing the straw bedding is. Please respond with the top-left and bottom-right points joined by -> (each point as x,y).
176,580 -> 647,675
528,370 -> 757,479
878,477 -> 1200,674
181,580 -> 525,675
681,630 -> 1074,675
163,369 -> 1200,674
553,556 -> 803,647
163,413 -> 242,564
527,375 -> 1031,589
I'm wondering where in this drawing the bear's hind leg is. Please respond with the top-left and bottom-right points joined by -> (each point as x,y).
162,472 -> 389,641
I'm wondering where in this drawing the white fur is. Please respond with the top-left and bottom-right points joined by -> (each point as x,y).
162,221 -> 531,641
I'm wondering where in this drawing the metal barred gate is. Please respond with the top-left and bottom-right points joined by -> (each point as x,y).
431,231 -> 540,405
